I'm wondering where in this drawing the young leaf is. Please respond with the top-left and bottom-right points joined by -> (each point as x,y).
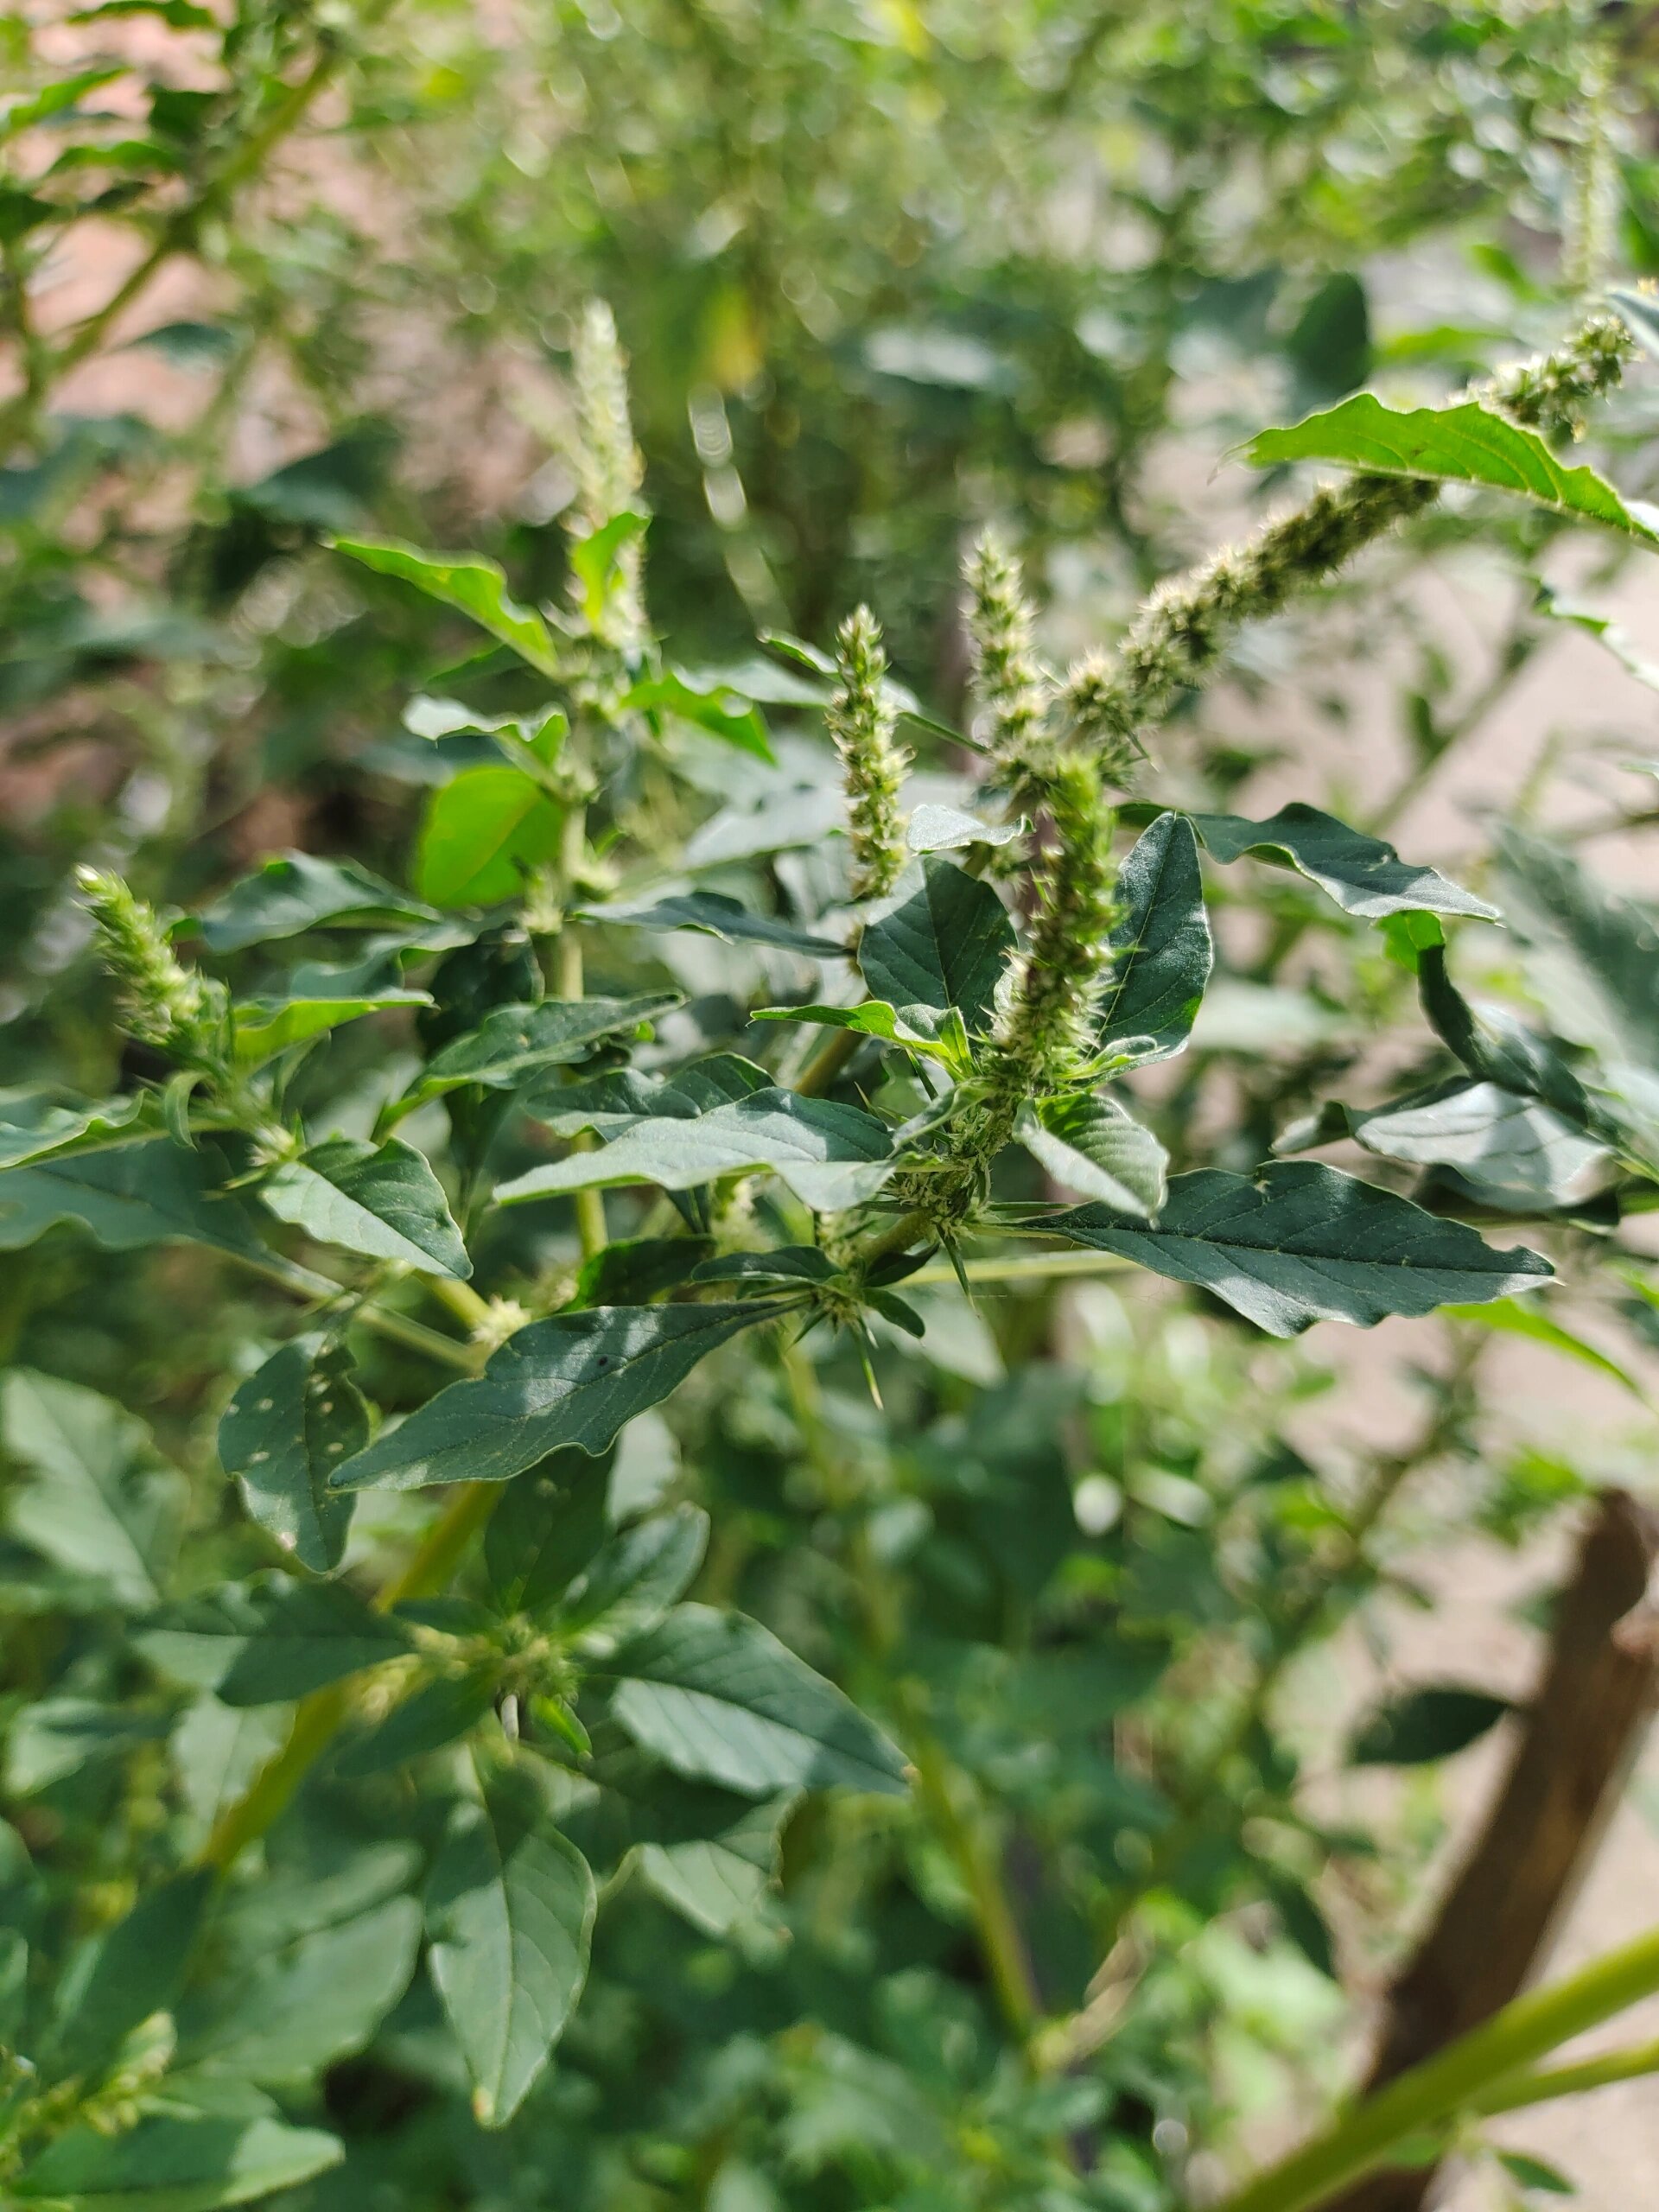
329,534 -> 563,676
1350,1685 -> 1512,1764
621,665 -> 774,760
750,998 -> 972,1074
136,1573 -> 414,1704
331,1304 -> 776,1492
232,957 -> 430,1065
415,765 -> 565,908
560,1503 -> 709,1653
3,1369 -> 182,1606
385,992 -> 680,1123
0,1137 -> 270,1261
1185,803 -> 1499,920
1097,811 -> 1213,1061
219,1336 -> 365,1572
1243,393 -> 1659,543
1495,2150 -> 1576,2196
582,889 -> 843,957
194,851 -> 443,953
1048,1162 -> 1552,1336
1015,1097 -> 1168,1217
258,1135 -> 472,1279
858,856 -> 1016,1029
496,1087 -> 893,1212
14,2113 -> 344,2209
426,1767 -> 597,2126
604,1602 -> 909,1797
0,1090 -> 144,1169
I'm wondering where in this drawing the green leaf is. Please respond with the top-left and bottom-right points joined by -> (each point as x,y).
569,1233 -> 715,1308
334,1670 -> 498,1777
175,1894 -> 421,2082
559,1745 -> 793,1936
3,1369 -> 182,1605
604,1602 -> 909,1797
219,1336 -> 365,1572
560,1503 -> 709,1654
385,992 -> 680,1124
622,664 -> 774,761
5,1697 -> 170,1796
905,803 -> 1021,855
857,857 -> 1015,1030
232,950 -> 430,1065
1185,803 -> 1499,920
1243,392 -> 1659,543
137,1573 -> 414,1704
1496,2149 -> 1576,2196
1015,1096 -> 1168,1217
583,889 -> 842,957
426,1766 -> 596,2125
497,1087 -> 893,1212
194,852 -> 442,954
570,510 -> 648,632
330,534 -> 562,675
0,1137 -> 270,1261
1350,1684 -> 1511,1764
1098,812 -> 1213,1061
1048,1162 -> 1552,1337
415,765 -> 566,907
258,1135 -> 471,1278
750,998 -> 972,1075
0,1090 -> 145,1168
2,67 -> 125,137
484,1450 -> 613,1615
47,1872 -> 212,2084
1285,1080 -> 1613,1212
14,2114 -> 343,2209
1496,829 -> 1659,1073
1441,1298 -> 1647,1402
332,1303 -> 772,1492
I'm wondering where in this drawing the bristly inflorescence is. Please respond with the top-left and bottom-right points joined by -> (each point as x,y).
988,753 -> 1119,1095
830,606 -> 911,902
76,866 -> 215,1058
571,299 -> 647,653
963,527 -> 1050,778
1478,309 -> 1634,438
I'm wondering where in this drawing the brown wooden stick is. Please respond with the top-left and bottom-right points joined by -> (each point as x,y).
1324,1489 -> 1659,2212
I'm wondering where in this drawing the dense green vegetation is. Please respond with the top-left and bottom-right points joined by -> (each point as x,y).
5,6 -> 1659,2210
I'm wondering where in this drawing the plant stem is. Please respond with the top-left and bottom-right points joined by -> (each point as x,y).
1471,2035 -> 1659,2119
1207,1923 -> 1659,2212
908,1730 -> 1045,2045
903,1248 -> 1135,1287
553,805 -> 608,1262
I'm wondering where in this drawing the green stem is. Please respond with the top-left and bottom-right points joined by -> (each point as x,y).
908,1729 -> 1045,2046
903,1248 -> 1135,1288
1208,1925 -> 1659,2212
552,805 -> 608,1263
1472,2035 -> 1659,2119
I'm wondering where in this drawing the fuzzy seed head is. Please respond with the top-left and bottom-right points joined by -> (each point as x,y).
571,299 -> 647,652
76,866 -> 210,1055
963,527 -> 1049,771
829,606 -> 910,901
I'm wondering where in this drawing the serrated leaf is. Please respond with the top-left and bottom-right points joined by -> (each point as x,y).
331,1303 -> 773,1492
1048,1162 -> 1551,1336
137,1573 -> 414,1704
330,534 -> 562,675
857,857 -> 1015,1029
604,1602 -> 908,1797
906,803 -> 1021,854
415,765 -> 565,907
3,1369 -> 182,1605
1016,1096 -> 1168,1217
561,1504 -> 709,1653
385,992 -> 680,1124
219,1337 -> 365,1571
1350,1684 -> 1511,1764
194,852 -> 442,954
175,1894 -> 421,2082
1243,392 -> 1659,543
14,2113 -> 343,2209
1098,812 -> 1213,1061
47,1872 -> 212,2084
497,1086 -> 893,1212
426,1767 -> 596,2126
582,889 -> 842,957
1185,803 -> 1498,920
0,1136 -> 270,1260
258,1135 -> 470,1278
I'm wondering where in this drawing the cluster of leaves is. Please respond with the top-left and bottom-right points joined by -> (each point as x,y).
10,8 -> 1659,2212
